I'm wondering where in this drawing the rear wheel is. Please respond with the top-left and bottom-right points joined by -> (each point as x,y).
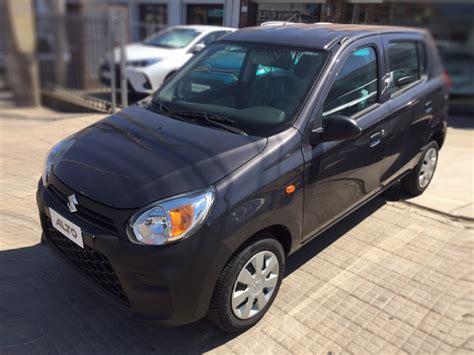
401,141 -> 439,196
208,237 -> 285,332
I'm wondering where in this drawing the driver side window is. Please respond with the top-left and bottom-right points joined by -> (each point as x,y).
322,46 -> 378,118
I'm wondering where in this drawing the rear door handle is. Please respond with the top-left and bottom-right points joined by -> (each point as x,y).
425,100 -> 433,113
369,130 -> 384,148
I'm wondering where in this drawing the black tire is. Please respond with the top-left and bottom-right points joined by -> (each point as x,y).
401,141 -> 439,196
208,236 -> 285,332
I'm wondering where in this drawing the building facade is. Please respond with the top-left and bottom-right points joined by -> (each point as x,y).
239,0 -> 473,97
81,0 -> 242,40
35,0 -> 474,98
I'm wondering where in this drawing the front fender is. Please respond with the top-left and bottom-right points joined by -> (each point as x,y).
188,127 -> 305,320
209,127 -> 305,258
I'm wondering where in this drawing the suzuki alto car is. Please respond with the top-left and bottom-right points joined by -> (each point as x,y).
38,24 -> 448,332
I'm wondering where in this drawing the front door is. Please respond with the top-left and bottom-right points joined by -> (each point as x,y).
302,37 -> 390,240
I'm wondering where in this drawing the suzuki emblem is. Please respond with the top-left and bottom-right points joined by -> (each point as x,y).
67,194 -> 78,213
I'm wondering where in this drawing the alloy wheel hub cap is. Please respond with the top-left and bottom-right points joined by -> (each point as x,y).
231,250 -> 280,320
419,147 -> 437,188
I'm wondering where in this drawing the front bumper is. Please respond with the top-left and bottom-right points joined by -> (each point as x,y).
127,68 -> 155,94
99,63 -> 144,94
36,176 -> 222,325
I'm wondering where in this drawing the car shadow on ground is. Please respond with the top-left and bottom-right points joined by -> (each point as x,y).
0,198 -> 387,354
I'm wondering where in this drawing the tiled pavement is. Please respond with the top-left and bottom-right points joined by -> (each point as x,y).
0,111 -> 473,354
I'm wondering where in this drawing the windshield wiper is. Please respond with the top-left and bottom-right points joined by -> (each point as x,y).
145,99 -> 175,116
173,111 -> 248,136
144,100 -> 191,123
144,102 -> 248,136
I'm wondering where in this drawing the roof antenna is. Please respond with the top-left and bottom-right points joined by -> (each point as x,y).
260,11 -> 301,27
286,12 -> 301,24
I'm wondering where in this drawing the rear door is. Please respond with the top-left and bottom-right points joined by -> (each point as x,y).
301,36 -> 390,241
380,33 -> 445,184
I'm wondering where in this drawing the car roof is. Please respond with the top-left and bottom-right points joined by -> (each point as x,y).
223,23 -> 427,49
174,25 -> 236,33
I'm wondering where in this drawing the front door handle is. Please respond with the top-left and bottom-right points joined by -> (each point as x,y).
405,99 -> 419,108
369,130 -> 384,148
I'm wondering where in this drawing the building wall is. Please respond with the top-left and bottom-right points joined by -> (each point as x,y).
101,0 -> 241,40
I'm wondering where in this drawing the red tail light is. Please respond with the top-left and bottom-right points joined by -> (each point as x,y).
443,70 -> 452,90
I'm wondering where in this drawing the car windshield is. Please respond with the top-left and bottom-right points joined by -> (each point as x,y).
144,28 -> 201,49
152,42 -> 328,136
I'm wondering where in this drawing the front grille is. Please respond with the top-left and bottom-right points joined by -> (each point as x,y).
45,221 -> 129,306
48,185 -> 117,233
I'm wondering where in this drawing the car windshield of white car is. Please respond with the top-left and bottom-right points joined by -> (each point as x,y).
144,28 -> 201,49
153,42 -> 328,137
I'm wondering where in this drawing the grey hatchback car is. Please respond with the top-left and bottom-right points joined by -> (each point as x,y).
38,23 -> 448,332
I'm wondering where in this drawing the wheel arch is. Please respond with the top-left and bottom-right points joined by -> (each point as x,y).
429,129 -> 446,149
236,224 -> 293,257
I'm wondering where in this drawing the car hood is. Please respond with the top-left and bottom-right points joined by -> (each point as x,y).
112,43 -> 179,62
52,106 -> 266,209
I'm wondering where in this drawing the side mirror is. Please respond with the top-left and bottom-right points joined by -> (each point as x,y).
190,43 -> 205,54
311,115 -> 362,144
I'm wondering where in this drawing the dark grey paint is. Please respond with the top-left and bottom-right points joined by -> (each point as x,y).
37,24 -> 448,326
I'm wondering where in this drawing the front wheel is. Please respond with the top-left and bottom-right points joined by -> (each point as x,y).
401,141 -> 439,196
208,237 -> 285,332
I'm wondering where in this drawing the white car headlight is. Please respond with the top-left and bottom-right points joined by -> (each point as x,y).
42,140 -> 66,186
127,58 -> 161,67
129,188 -> 216,246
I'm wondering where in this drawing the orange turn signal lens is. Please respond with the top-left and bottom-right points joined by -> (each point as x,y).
285,184 -> 296,195
169,205 -> 194,237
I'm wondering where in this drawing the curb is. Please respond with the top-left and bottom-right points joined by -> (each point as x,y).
398,200 -> 474,223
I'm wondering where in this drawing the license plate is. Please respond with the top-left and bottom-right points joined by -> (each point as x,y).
49,208 -> 84,248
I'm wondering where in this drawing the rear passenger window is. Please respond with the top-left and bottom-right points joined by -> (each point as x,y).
323,46 -> 378,117
387,41 -> 424,95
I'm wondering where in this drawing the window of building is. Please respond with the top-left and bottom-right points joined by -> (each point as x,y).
387,41 -> 423,95
138,4 -> 167,40
187,5 -> 224,26
323,47 -> 378,117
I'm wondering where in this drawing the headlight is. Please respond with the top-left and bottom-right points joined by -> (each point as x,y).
129,188 -> 216,246
42,140 -> 66,186
127,58 -> 161,67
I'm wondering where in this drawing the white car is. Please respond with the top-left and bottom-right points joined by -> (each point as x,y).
100,25 -> 235,95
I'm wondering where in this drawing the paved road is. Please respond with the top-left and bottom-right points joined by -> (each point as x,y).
0,110 -> 473,354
